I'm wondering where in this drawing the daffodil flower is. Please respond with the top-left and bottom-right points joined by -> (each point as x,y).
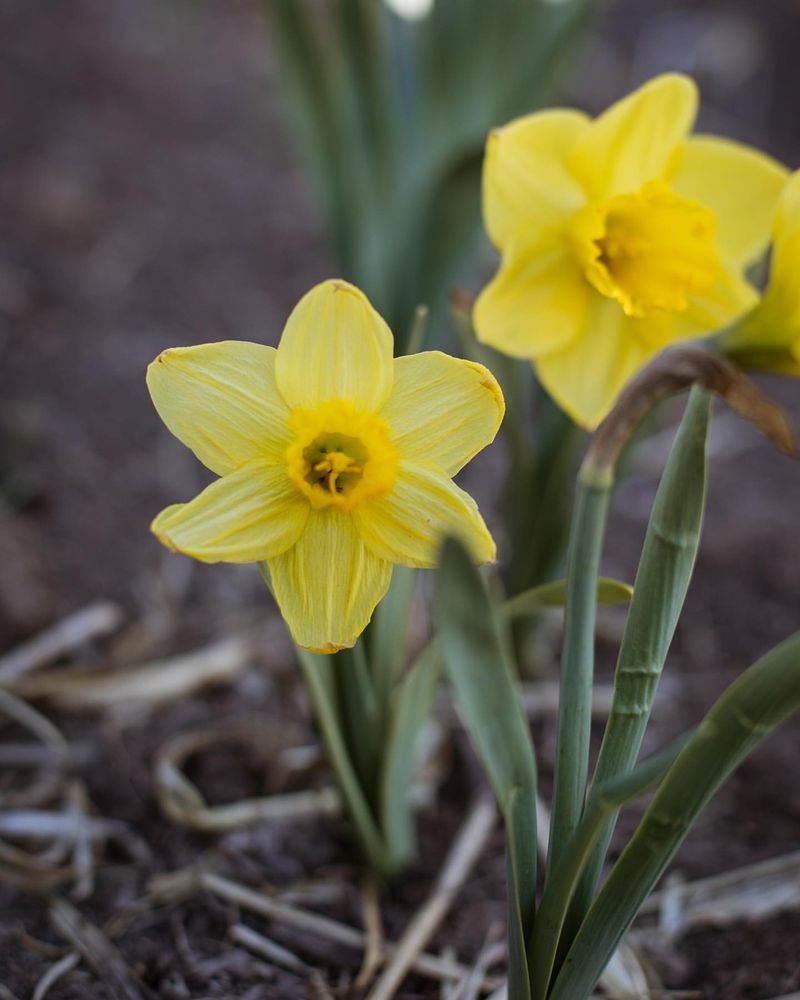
148,279 -> 503,652
719,169 -> 800,372
474,73 -> 788,428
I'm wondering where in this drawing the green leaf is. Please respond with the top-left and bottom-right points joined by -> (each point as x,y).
549,631 -> 800,1000
369,566 -> 417,719
548,464 -> 613,872
333,642 -> 381,804
436,538 -> 538,941
379,640 -> 441,873
506,787 -> 533,1000
565,387 -> 711,937
530,731 -> 690,1000
295,647 -> 392,877
502,578 -> 633,620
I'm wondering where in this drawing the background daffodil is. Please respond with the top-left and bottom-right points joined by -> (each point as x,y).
474,72 -> 789,428
720,169 -> 800,371
148,279 -> 504,653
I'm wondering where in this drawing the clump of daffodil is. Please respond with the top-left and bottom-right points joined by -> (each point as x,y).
148,279 -> 504,653
718,169 -> 800,371
474,73 -> 789,428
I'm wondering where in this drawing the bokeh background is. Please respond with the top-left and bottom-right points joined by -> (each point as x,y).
1,2 -> 799,997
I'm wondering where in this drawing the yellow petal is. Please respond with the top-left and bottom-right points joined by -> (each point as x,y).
732,171 -> 800,352
275,279 -> 394,411
353,461 -> 495,568
268,509 -> 392,652
767,169 -> 800,341
379,352 -> 504,476
535,297 -> 658,429
771,176 -> 800,354
151,461 -> 308,563
147,342 -> 291,476
569,74 -> 698,200
682,260 -> 758,331
483,109 -> 589,247
474,234 -> 590,359
673,135 -> 788,267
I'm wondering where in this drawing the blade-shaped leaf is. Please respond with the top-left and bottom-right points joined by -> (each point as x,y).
379,639 -> 441,871
506,786 -> 533,1000
503,578 -> 633,621
548,463 -> 613,871
550,631 -> 800,1000
369,566 -> 417,716
565,387 -> 711,937
530,731 -> 691,1000
295,647 -> 392,875
436,537 -> 538,943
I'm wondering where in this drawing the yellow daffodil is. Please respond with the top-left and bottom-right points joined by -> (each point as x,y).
719,169 -> 800,372
148,279 -> 503,653
474,73 -> 789,428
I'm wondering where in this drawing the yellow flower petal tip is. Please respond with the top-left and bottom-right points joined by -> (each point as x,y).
148,282 -> 502,651
476,72 -> 788,429
308,641 -> 356,655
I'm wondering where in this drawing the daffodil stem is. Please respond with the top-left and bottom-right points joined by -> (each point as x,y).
558,387 -> 711,957
335,642 -> 382,803
294,645 -> 393,874
368,565 -> 417,729
506,377 -> 582,662
547,461 -> 612,876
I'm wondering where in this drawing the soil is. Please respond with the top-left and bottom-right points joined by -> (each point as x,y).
1,1 -> 799,998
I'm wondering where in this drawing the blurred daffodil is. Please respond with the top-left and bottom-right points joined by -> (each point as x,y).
718,169 -> 800,373
474,73 -> 788,428
148,279 -> 503,652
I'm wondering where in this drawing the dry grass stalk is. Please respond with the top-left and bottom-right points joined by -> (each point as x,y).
0,602 -> 124,683
13,635 -> 252,711
49,898 -> 153,1000
231,922 -> 312,975
637,849 -> 800,934
0,689 -> 67,808
599,939 -> 656,999
154,721 -> 340,831
354,874 -> 384,991
201,871 -> 501,990
365,794 -> 497,1000
450,926 -> 505,1000
32,951 -> 80,1000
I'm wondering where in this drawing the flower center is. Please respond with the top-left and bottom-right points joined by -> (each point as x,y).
572,180 -> 718,318
286,400 -> 397,510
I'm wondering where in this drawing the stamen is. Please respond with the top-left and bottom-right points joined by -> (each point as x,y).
286,400 -> 398,510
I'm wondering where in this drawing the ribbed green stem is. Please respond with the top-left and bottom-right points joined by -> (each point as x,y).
549,631 -> 800,1000
530,732 -> 690,1000
547,462 -> 612,873
561,388 -> 711,950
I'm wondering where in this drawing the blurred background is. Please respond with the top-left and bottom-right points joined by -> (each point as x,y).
1,1 -> 799,997
1,0 -> 799,641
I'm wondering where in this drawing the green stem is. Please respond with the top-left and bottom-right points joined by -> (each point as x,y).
549,632 -> 800,1000
368,566 -> 417,732
334,642 -> 381,803
295,647 -> 392,875
547,461 -> 612,874
530,732 -> 690,999
561,388 -> 711,950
